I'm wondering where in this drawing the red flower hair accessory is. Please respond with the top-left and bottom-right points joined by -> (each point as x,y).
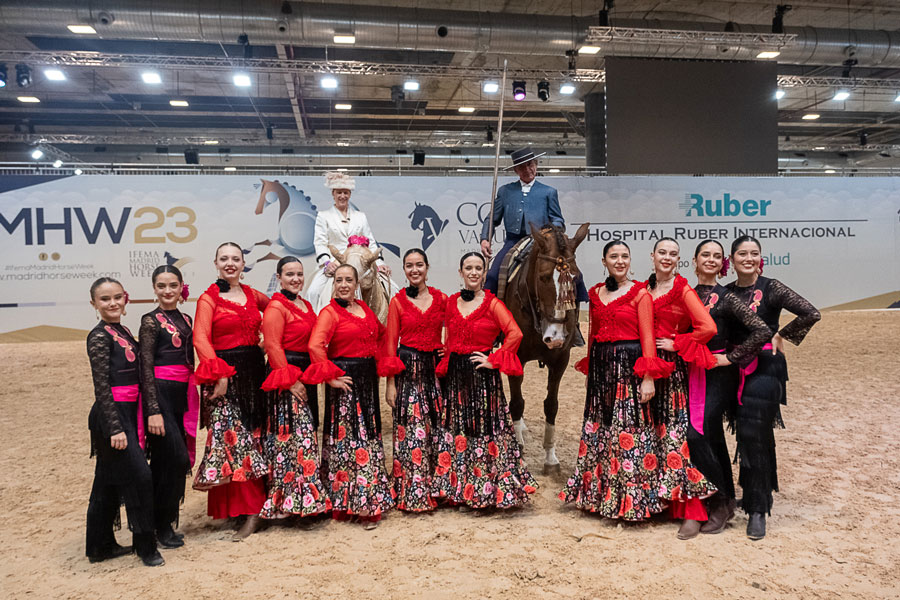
719,257 -> 730,278
347,235 -> 370,247
181,283 -> 190,301
758,257 -> 765,275
123,291 -> 130,305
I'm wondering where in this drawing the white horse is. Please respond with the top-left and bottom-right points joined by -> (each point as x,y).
328,243 -> 397,323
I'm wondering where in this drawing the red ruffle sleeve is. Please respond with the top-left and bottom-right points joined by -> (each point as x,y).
261,301 -> 303,391
193,293 -> 236,383
673,333 -> 717,369
302,306 -> 347,384
574,356 -> 589,375
377,297 -> 406,376
634,288 -> 674,379
672,286 -> 717,367
486,297 -> 523,375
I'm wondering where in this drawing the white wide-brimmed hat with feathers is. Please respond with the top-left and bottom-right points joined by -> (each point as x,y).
324,171 -> 356,191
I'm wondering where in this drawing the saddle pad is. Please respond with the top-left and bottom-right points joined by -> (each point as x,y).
497,237 -> 533,301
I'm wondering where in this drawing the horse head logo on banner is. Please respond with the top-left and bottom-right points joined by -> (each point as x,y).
408,202 -> 449,250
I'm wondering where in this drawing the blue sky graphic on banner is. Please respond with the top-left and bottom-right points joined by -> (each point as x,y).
1,175 -> 898,334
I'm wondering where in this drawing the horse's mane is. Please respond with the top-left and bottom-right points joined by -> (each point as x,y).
542,225 -> 568,253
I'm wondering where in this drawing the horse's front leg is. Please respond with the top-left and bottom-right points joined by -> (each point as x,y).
541,354 -> 568,476
507,374 -> 528,447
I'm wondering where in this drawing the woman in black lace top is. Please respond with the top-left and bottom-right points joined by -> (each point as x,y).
139,266 -> 194,549
86,277 -> 164,567
726,236 -> 821,540
689,240 -> 770,535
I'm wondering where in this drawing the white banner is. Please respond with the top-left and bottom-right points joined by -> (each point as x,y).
1,175 -> 898,337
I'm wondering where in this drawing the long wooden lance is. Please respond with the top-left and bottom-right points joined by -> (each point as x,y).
486,59 -> 509,265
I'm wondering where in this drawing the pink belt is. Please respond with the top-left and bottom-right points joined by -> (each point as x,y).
111,384 -> 145,450
737,343 -> 774,405
155,365 -> 200,467
687,349 -> 725,435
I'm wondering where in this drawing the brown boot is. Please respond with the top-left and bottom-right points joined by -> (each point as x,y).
232,515 -> 262,541
700,494 -> 730,534
677,519 -> 702,540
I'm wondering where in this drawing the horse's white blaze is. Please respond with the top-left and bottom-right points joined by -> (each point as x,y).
542,267 -> 567,348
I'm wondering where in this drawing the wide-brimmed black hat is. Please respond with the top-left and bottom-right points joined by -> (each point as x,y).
505,147 -> 547,169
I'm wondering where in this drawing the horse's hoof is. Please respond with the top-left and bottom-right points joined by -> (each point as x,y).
542,463 -> 561,476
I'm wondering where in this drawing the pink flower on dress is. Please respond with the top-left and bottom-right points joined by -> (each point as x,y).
622,459 -> 634,473
283,495 -> 294,510
584,422 -> 594,434
205,467 -> 218,480
415,427 -> 426,440
303,494 -> 315,508
356,475 -> 368,486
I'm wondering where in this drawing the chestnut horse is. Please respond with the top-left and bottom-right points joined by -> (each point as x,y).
506,223 -> 590,475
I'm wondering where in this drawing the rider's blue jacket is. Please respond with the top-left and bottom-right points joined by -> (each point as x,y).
480,179 -> 564,241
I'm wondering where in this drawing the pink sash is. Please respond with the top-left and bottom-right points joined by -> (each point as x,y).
737,343 -> 774,405
154,365 -> 201,467
687,349 -> 725,435
111,384 -> 145,450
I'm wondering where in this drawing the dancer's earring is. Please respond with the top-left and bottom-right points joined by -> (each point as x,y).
240,272 -> 245,280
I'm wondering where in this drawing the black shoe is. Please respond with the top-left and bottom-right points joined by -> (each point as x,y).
747,512 -> 766,540
87,543 -> 132,563
140,549 -> 165,567
157,527 -> 185,549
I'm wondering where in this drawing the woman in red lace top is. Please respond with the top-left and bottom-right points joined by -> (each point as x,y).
647,237 -> 718,539
304,264 -> 394,527
258,257 -> 328,520
379,248 -> 447,512
192,242 -> 270,540
432,252 -> 537,510
559,241 -> 672,520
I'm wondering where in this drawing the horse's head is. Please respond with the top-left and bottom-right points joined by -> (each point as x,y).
408,202 -> 426,230
529,222 -> 590,349
333,244 -> 381,294
256,179 -> 290,218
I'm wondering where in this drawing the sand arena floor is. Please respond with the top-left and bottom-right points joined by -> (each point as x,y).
1,310 -> 898,599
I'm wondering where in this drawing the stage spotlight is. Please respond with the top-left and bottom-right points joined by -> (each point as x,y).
537,80 -> 550,102
142,71 -> 162,84
233,73 -> 252,87
74,168 -> 83,175
483,81 -> 499,93
560,82 -> 576,95
833,90 -> 850,101
403,80 -> 420,91
859,131 -> 868,146
44,69 -> 66,81
0,64 -> 6,88
31,149 -> 44,160
266,124 -> 275,140
512,80 -> 526,101
16,64 -> 32,88
321,77 -> 338,89
53,159 -> 63,168
775,89 -> 785,99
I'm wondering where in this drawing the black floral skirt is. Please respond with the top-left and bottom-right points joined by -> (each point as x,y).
391,346 -> 442,512
654,349 -> 716,503
260,351 -> 327,518
559,341 -> 664,520
193,346 -> 268,489
320,357 -> 394,517
432,352 -> 537,509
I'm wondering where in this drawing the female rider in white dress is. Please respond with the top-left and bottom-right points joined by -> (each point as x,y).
306,172 -> 394,313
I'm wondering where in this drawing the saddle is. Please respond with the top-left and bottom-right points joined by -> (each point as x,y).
496,237 -> 533,301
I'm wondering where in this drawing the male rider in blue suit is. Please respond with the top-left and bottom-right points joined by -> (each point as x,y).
480,148 -> 588,303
